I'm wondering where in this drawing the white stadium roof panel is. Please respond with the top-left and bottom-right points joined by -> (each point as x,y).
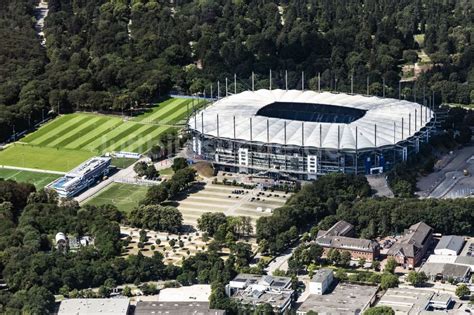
189,89 -> 434,150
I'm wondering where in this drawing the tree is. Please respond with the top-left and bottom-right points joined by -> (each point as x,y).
358,258 -> 367,268
134,161 -> 148,177
122,286 -> 132,297
197,212 -> 227,236
143,185 -> 169,205
384,258 -> 397,274
172,157 -> 188,172
363,306 -> 395,315
407,271 -> 428,287
339,251 -> 352,267
380,273 -> 399,290
308,244 -> 323,263
145,164 -> 159,180
455,284 -> 470,299
372,261 -> 381,271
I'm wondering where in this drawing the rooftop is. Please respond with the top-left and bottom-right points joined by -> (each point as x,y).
312,269 -> 333,283
189,89 -> 434,150
323,220 -> 354,237
435,235 -> 465,253
297,283 -> 378,314
58,298 -> 130,315
134,301 -> 225,315
316,235 -> 378,252
158,284 -> 211,302
420,262 -> 470,279
387,222 -> 432,258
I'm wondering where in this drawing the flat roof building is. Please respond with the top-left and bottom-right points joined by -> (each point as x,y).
58,298 -> 130,315
296,283 -> 378,315
226,274 -> 293,313
376,288 -> 452,314
134,301 -> 225,315
158,284 -> 211,302
309,269 -> 334,295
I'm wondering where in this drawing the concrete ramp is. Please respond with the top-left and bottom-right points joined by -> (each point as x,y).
366,174 -> 394,198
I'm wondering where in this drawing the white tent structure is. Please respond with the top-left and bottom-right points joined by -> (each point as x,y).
188,89 -> 435,180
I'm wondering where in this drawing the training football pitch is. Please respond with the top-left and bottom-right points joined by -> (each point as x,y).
84,183 -> 148,213
0,168 -> 60,188
0,98 -> 206,172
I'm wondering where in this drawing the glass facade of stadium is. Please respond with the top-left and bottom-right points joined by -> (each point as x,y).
189,121 -> 436,181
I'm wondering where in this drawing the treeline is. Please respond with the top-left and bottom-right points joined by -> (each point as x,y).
256,173 -> 474,254
256,174 -> 371,254
2,0 -> 474,142
0,179 -> 244,314
338,198 -> 474,239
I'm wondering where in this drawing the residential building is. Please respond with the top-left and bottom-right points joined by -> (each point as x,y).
134,301 -> 225,315
309,269 -> 333,295
226,274 -> 293,313
58,298 -> 130,315
434,235 -> 464,256
316,221 -> 379,261
387,222 -> 433,268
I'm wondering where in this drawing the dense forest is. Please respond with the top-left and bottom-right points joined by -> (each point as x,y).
0,0 -> 473,141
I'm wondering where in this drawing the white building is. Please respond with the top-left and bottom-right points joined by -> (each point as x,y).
434,235 -> 465,256
309,269 -> 333,295
58,298 -> 130,315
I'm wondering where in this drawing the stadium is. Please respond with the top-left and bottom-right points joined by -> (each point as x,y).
187,89 -> 436,180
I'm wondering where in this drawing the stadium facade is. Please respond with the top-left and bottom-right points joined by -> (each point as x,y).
187,89 -> 436,180
48,157 -> 111,198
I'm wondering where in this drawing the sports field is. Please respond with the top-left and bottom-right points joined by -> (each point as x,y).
0,144 -> 95,172
0,168 -> 60,188
0,98 -> 207,172
84,183 -> 148,213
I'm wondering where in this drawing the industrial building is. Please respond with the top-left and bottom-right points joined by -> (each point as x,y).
47,156 -> 111,198
225,274 -> 294,313
58,298 -> 130,315
188,89 -> 435,180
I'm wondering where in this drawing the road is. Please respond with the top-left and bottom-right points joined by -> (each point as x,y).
417,144 -> 474,199
264,244 -> 299,274
34,0 -> 48,46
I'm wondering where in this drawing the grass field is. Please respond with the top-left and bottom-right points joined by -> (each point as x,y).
0,168 -> 60,188
0,98 -> 207,172
0,144 -> 95,172
84,183 -> 148,213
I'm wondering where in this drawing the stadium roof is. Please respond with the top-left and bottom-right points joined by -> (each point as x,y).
189,89 -> 434,150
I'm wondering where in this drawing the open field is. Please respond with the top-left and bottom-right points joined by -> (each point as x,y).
0,98 -> 204,171
84,183 -> 148,213
0,168 -> 60,188
176,182 -> 289,227
0,144 -> 95,172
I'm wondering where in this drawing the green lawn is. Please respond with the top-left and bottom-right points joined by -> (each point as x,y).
0,144 -> 96,172
111,157 -> 137,169
0,168 -> 60,188
1,98 -> 201,172
84,183 -> 148,213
